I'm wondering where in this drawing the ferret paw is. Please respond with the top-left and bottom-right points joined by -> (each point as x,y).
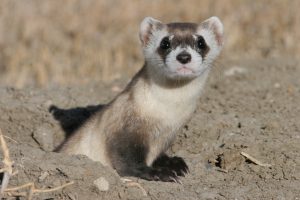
168,156 -> 189,176
148,167 -> 181,183
153,156 -> 189,177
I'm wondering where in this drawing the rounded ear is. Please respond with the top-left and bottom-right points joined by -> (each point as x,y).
139,17 -> 164,46
200,16 -> 224,46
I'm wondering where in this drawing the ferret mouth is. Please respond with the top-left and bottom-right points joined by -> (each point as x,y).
167,66 -> 198,80
176,66 -> 194,74
176,66 -> 195,74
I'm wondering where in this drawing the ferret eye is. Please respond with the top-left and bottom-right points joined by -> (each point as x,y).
197,36 -> 207,50
160,37 -> 171,50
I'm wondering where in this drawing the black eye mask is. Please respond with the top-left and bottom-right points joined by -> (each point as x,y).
156,34 -> 210,63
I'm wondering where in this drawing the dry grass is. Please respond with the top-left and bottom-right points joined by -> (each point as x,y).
0,0 -> 299,87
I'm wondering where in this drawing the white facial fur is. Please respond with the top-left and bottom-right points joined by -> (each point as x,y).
165,46 -> 204,79
139,16 -> 224,81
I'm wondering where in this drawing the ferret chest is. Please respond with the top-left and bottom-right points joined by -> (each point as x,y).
134,80 -> 201,127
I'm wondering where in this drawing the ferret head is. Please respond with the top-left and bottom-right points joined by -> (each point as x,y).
140,16 -> 224,81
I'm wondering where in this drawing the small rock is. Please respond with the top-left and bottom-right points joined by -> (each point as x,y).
111,85 -> 122,92
224,66 -> 247,76
38,171 -> 49,182
94,177 -> 109,192
274,82 -> 281,88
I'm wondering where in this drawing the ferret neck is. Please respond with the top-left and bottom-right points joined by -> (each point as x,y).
141,64 -> 210,105
143,63 -> 210,90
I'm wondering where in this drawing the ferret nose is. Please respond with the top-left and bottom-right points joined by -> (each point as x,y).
176,52 -> 191,64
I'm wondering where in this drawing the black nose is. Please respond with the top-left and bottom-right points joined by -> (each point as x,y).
176,52 -> 191,64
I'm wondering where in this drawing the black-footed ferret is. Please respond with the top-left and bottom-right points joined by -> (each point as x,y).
59,16 -> 224,182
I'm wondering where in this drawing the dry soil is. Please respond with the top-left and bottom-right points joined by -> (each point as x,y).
0,57 -> 299,199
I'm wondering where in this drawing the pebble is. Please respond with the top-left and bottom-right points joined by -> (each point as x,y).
224,66 -> 247,76
94,177 -> 109,192
38,171 -> 49,182
274,82 -> 281,88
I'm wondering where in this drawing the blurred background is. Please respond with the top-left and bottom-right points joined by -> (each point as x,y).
0,0 -> 299,88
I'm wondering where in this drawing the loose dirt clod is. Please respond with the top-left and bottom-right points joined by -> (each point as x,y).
4,181 -> 74,199
0,128 -> 74,200
121,178 -> 148,196
32,126 -> 54,151
215,149 -> 245,170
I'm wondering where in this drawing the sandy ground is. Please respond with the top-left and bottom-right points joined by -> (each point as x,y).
0,57 -> 299,199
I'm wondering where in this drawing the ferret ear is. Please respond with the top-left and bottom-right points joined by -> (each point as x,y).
139,17 -> 164,46
200,16 -> 224,46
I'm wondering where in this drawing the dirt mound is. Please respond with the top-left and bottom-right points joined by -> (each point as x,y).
0,57 -> 299,199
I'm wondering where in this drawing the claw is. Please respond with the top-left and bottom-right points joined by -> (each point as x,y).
179,166 -> 189,176
154,175 -> 160,181
177,178 -> 183,185
169,176 -> 181,184
172,170 -> 178,176
181,170 -> 186,177
185,167 -> 190,174
169,176 -> 177,183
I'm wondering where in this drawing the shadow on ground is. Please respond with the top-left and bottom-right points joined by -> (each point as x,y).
49,104 -> 104,150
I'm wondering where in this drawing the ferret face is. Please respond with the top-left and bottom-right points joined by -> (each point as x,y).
140,17 -> 224,80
